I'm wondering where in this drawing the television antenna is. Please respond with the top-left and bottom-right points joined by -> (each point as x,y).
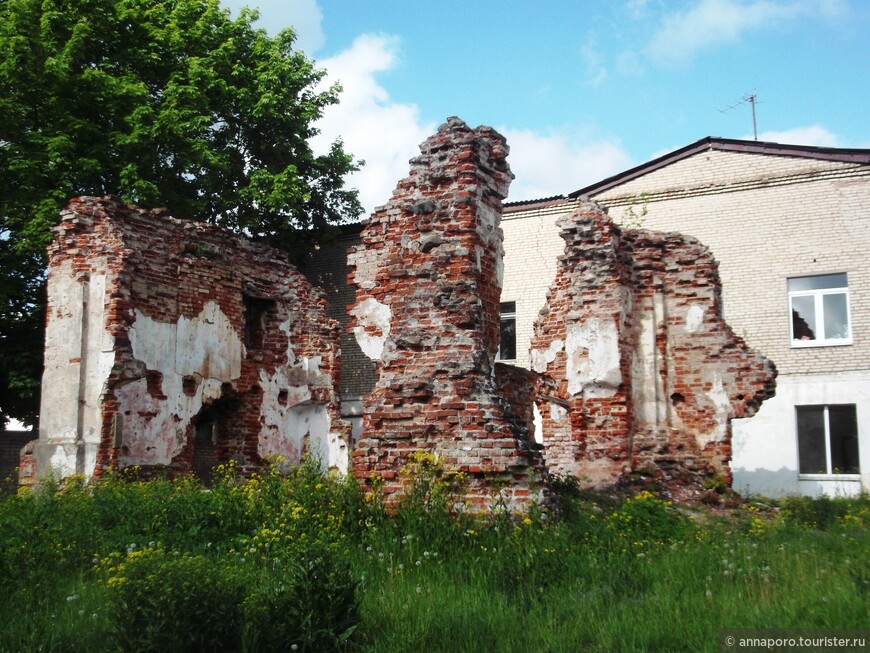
720,92 -> 758,140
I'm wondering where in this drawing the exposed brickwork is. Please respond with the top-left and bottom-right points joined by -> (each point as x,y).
593,149 -> 870,377
348,118 -> 544,508
1,431 -> 35,490
301,226 -> 375,402
530,202 -> 776,484
29,196 -> 348,482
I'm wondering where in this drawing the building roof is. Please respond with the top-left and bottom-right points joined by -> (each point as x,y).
569,136 -> 870,200
503,194 -> 567,211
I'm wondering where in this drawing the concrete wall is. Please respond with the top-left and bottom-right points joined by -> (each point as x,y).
732,370 -> 870,497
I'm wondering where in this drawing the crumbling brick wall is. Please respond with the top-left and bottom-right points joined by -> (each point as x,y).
530,202 -> 776,484
28,196 -> 348,483
348,118 -> 544,507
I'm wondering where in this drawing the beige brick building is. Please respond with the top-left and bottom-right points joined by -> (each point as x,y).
501,137 -> 870,497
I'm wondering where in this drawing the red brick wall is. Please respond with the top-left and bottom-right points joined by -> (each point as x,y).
349,118 -> 544,508
530,203 -> 776,485
38,196 -> 348,480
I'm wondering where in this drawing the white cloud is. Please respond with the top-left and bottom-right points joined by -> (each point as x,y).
647,0 -> 815,65
500,129 -> 634,202
312,35 -> 435,215
753,125 -> 842,146
312,35 -> 633,212
221,0 -> 324,53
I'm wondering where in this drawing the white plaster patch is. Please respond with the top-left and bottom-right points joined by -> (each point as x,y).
258,403 -> 344,473
259,367 -> 313,411
550,402 -> 568,423
476,203 -> 500,244
532,403 -> 543,444
175,301 -> 242,380
685,304 -> 705,334
118,301 -> 244,466
351,297 -> 392,360
39,263 -> 115,478
631,302 -> 667,428
258,351 -> 345,472
565,319 -> 622,397
349,250 -> 379,290
278,315 -> 296,366
49,445 -> 76,478
699,372 -> 731,446
530,339 -> 563,373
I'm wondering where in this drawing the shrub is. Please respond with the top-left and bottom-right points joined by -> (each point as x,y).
243,545 -> 359,652
604,490 -> 694,552
102,545 -> 246,653
779,494 -> 868,530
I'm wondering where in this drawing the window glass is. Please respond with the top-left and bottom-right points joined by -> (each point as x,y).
791,295 -> 816,341
828,405 -> 860,474
797,404 -> 860,475
823,293 -> 849,340
787,273 -> 847,292
796,406 -> 826,474
788,273 -> 850,346
497,302 -> 517,361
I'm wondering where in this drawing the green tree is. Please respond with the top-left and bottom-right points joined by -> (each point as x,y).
0,0 -> 362,427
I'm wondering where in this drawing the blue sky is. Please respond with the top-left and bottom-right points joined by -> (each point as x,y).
221,0 -> 869,213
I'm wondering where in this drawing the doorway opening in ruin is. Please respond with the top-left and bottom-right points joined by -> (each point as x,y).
193,407 -> 218,485
189,386 -> 242,485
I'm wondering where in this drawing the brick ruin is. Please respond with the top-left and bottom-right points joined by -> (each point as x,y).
530,203 -> 777,485
348,117 -> 545,507
24,120 -> 777,503
25,196 -> 349,484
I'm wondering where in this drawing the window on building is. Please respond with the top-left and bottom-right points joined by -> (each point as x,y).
497,301 -> 517,361
788,273 -> 851,347
796,404 -> 860,475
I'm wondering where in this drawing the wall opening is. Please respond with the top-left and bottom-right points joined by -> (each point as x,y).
243,295 -> 275,351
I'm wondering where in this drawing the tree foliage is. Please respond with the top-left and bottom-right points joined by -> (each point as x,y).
0,0 -> 362,427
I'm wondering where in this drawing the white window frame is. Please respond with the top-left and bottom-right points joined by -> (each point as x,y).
796,404 -> 861,479
788,274 -> 851,348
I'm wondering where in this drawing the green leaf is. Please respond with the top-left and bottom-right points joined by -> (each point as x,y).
0,0 -> 362,425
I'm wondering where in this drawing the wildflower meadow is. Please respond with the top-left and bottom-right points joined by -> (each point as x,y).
1,454 -> 867,652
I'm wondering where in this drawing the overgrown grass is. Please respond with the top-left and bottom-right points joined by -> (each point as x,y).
0,454 -> 867,652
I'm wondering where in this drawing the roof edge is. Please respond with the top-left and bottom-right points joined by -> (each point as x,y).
569,136 -> 870,199
503,194 -> 567,211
